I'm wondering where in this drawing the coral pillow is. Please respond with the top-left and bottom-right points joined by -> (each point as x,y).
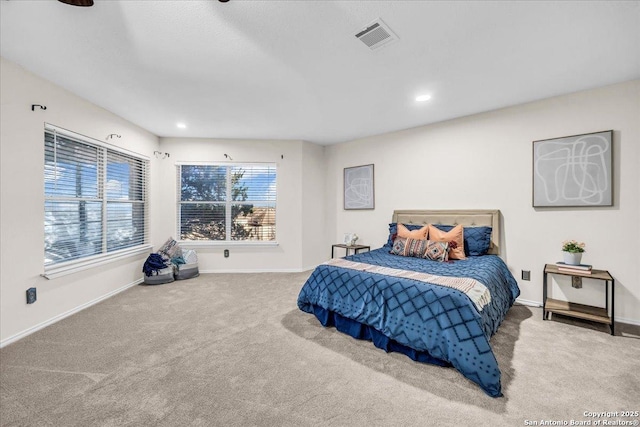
432,224 -> 493,256
428,224 -> 466,260
397,223 -> 428,239
385,223 -> 427,247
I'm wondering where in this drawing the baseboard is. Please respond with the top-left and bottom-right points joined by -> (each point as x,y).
0,278 -> 143,348
514,298 -> 640,326
616,316 -> 640,327
515,298 -> 542,307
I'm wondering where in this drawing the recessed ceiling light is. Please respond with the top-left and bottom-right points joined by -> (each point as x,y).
176,122 -> 187,129
415,94 -> 432,102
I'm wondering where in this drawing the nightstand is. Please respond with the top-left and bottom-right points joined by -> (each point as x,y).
331,244 -> 370,258
543,263 -> 615,335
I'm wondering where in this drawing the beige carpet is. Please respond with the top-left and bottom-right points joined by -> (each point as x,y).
1,272 -> 639,427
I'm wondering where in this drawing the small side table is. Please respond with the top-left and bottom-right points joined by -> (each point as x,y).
543,263 -> 615,335
331,244 -> 370,258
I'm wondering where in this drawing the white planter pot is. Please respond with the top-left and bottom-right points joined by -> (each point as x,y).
563,252 -> 583,265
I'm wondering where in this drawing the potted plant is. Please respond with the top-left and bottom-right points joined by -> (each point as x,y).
562,240 -> 585,265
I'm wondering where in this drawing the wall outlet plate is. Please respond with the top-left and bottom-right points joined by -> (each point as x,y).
26,287 -> 37,304
521,270 -> 531,281
224,249 -> 229,258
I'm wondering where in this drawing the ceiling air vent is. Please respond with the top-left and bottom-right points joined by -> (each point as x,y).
355,19 -> 398,51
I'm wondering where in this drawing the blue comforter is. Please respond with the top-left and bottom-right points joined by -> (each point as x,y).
297,248 -> 520,397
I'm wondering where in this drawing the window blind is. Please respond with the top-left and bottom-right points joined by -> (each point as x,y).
106,150 -> 147,252
177,163 -> 276,242
44,127 -> 148,266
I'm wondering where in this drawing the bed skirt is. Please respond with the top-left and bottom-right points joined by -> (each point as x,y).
311,305 -> 450,367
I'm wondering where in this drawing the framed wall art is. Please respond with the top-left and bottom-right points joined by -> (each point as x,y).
532,130 -> 613,207
344,164 -> 375,210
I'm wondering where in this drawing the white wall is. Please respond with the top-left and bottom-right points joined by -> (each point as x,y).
157,137 -> 327,272
0,57 -> 161,344
301,141 -> 328,269
326,80 -> 640,324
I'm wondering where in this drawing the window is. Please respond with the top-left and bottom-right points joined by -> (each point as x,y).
177,163 -> 276,242
44,125 -> 148,268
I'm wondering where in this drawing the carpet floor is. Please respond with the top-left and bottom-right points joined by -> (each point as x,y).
1,272 -> 639,427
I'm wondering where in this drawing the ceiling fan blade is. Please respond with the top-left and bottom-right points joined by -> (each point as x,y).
58,0 -> 94,6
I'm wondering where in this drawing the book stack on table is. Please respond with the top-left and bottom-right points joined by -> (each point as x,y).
555,261 -> 593,275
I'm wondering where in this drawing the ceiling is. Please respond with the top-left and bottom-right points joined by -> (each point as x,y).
1,1 -> 639,145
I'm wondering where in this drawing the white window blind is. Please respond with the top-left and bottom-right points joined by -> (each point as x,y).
177,163 -> 276,242
44,126 -> 148,267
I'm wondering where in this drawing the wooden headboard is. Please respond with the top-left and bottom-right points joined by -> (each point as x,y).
392,209 -> 501,255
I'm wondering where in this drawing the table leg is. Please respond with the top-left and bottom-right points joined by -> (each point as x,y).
543,269 -> 547,320
611,279 -> 615,336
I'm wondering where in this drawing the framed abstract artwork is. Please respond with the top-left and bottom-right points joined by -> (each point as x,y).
532,130 -> 613,207
344,164 -> 375,210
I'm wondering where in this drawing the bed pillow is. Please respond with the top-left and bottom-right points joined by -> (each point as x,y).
390,237 -> 428,258
397,223 -> 428,239
463,226 -> 493,256
390,237 -> 450,262
384,223 -> 428,247
432,225 -> 492,256
427,224 -> 466,260
423,240 -> 449,262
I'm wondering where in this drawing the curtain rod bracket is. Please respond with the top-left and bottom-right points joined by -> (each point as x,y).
154,151 -> 170,159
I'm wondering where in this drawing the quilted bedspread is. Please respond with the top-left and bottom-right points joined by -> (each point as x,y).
297,248 -> 520,397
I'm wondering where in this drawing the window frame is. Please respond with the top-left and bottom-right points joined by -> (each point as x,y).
176,161 -> 278,246
43,124 -> 151,279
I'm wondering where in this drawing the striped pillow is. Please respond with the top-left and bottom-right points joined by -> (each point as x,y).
390,237 -> 427,258
391,237 -> 450,262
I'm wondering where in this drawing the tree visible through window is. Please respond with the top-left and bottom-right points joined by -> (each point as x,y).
178,164 -> 276,241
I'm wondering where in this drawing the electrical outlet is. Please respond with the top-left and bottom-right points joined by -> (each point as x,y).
521,270 -> 531,281
26,287 -> 37,304
572,276 -> 583,289
224,249 -> 229,258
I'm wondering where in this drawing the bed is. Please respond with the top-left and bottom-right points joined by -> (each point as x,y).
297,209 -> 520,397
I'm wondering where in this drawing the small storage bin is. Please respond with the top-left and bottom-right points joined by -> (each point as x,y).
174,262 -> 199,280
143,266 -> 175,285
